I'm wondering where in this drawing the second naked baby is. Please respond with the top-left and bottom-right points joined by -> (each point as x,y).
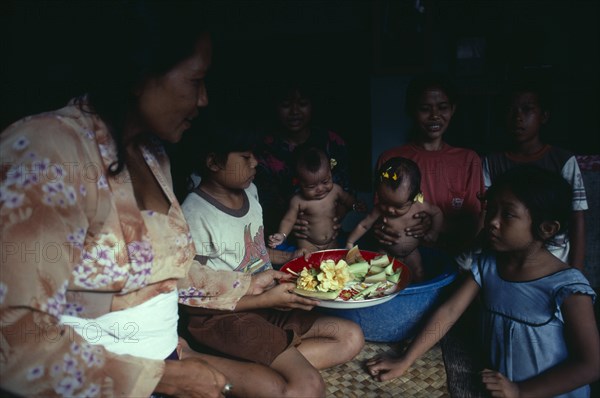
268,146 -> 363,251
346,157 -> 443,282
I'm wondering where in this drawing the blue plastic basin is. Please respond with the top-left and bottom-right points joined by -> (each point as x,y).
318,247 -> 458,342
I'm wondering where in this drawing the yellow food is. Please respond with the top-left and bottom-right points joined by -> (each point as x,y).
297,268 -> 319,291
316,259 -> 352,292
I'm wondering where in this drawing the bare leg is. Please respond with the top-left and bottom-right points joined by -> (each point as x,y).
403,249 -> 425,283
297,315 -> 364,369
181,342 -> 325,398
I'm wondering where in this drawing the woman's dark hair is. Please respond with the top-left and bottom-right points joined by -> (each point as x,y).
405,74 -> 458,117
292,145 -> 328,175
376,157 -> 421,201
484,165 -> 572,243
79,1 -> 209,175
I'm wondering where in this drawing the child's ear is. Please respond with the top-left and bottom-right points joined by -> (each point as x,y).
538,220 -> 560,240
205,153 -> 221,172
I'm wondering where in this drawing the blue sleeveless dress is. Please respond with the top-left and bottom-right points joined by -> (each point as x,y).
471,253 -> 596,398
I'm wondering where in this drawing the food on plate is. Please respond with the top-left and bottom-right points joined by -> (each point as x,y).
292,247 -> 403,301
345,245 -> 365,264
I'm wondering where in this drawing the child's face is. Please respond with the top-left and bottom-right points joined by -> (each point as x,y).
277,91 -> 312,134
297,166 -> 333,200
377,180 -> 414,218
214,151 -> 257,190
414,87 -> 456,141
484,189 -> 535,252
505,91 -> 548,145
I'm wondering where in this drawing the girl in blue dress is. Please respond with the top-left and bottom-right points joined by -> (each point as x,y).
367,165 -> 599,397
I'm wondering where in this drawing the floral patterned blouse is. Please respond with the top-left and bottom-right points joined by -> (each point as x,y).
0,101 -> 251,397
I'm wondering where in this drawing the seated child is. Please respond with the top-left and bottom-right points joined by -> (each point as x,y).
346,157 -> 443,282
367,166 -> 599,397
180,121 -> 364,396
268,145 -> 365,251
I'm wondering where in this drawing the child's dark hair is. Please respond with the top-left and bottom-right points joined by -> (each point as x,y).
193,116 -> 258,177
377,157 -> 421,201
270,78 -> 316,107
501,77 -> 552,113
293,145 -> 328,175
485,165 -> 572,243
405,74 -> 458,117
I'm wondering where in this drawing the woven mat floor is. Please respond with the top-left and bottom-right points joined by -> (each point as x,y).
320,341 -> 449,397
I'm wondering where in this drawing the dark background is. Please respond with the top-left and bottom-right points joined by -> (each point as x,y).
2,0 -> 599,191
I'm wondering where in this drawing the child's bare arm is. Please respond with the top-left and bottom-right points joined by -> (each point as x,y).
420,202 -> 443,243
336,185 -> 366,213
500,294 -> 600,397
367,276 -> 480,381
268,197 -> 301,248
346,208 -> 381,249
268,247 -> 313,265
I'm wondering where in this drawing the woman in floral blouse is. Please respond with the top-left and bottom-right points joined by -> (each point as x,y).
0,4 -> 343,398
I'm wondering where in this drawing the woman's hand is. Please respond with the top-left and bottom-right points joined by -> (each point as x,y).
404,211 -> 433,238
293,211 -> 341,240
374,212 -> 433,246
373,217 -> 402,246
481,369 -> 520,398
155,358 -> 229,398
247,269 -> 292,295
261,282 -> 320,311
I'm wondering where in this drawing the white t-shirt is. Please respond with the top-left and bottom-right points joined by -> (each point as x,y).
182,183 -> 272,274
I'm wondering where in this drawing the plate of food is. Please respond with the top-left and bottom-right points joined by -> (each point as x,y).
280,246 -> 411,309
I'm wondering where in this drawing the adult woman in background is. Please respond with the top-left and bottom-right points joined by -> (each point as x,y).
376,75 -> 484,256
0,3 -> 341,397
255,81 -> 354,241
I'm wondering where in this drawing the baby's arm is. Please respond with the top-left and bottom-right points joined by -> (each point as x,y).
268,196 -> 301,248
346,208 -> 381,249
485,293 -> 599,397
336,185 -> 366,213
367,276 -> 480,381
420,202 -> 443,243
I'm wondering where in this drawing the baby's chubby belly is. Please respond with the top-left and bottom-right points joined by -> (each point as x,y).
305,216 -> 336,244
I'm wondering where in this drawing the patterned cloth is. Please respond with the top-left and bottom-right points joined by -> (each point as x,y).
255,126 -> 351,237
0,101 -> 251,397
472,252 -> 595,398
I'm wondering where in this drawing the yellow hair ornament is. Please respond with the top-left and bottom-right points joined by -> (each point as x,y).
381,171 -> 389,179
413,192 -> 424,203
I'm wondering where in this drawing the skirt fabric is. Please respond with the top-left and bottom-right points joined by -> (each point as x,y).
183,307 -> 320,366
